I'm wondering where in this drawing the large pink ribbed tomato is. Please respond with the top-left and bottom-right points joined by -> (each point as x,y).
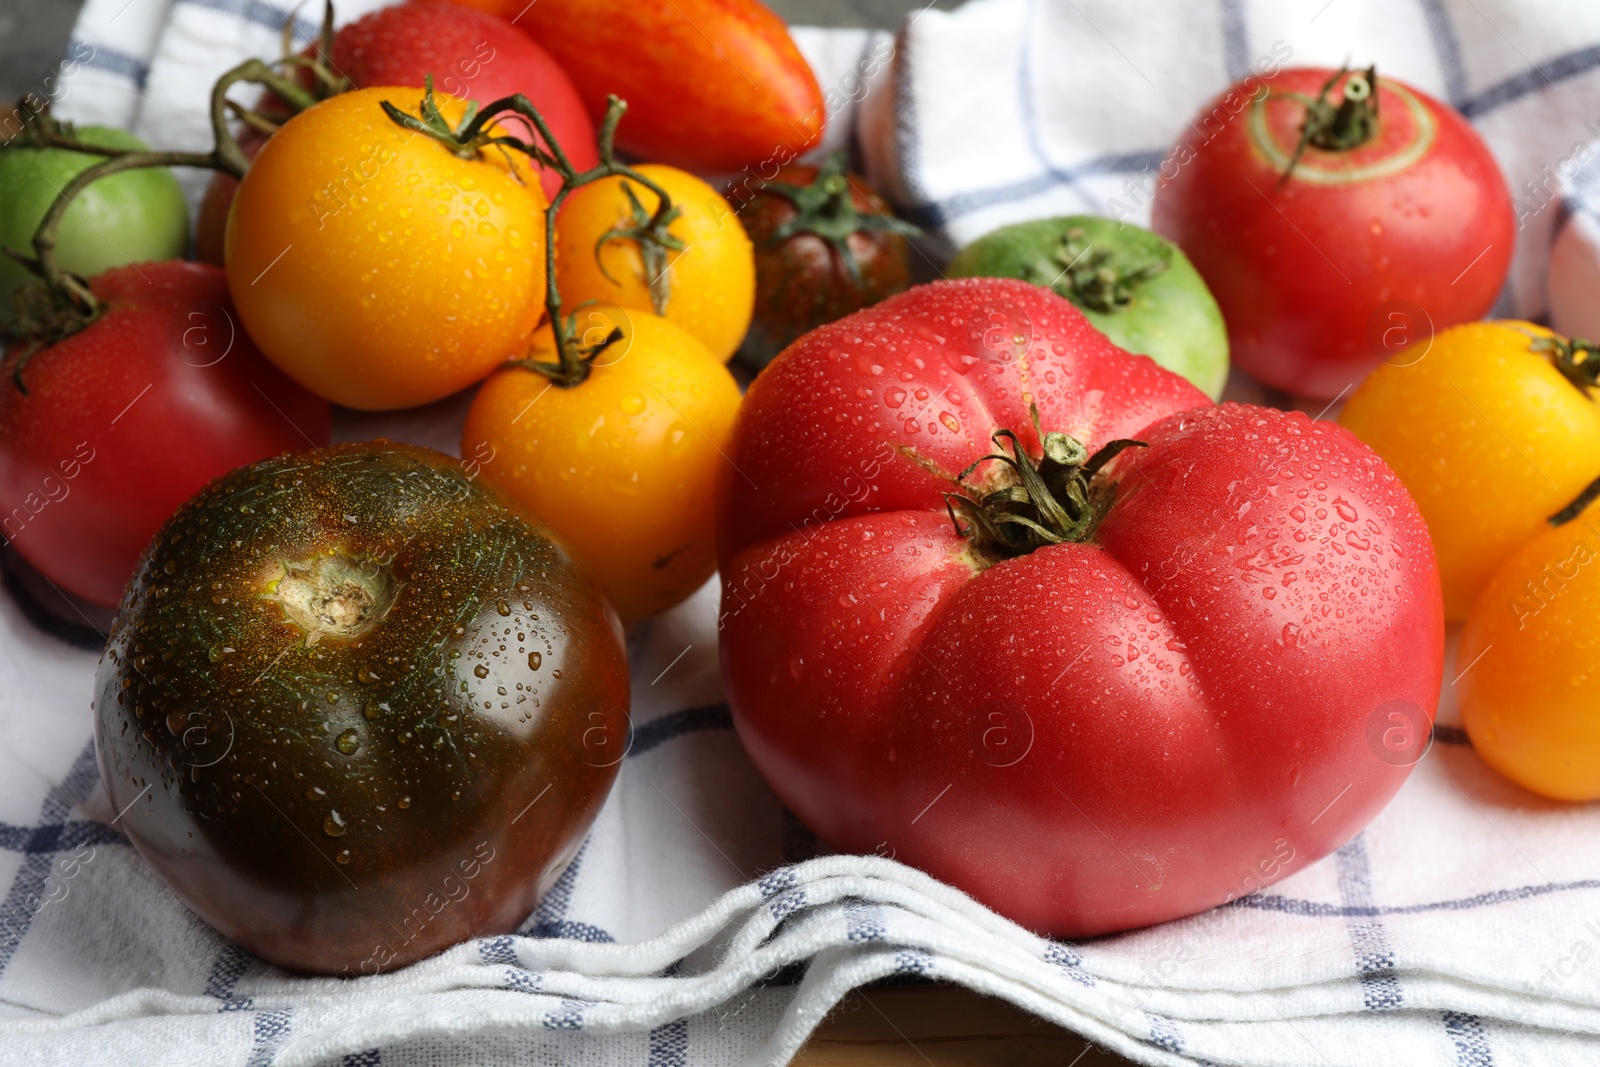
717,278 -> 1443,936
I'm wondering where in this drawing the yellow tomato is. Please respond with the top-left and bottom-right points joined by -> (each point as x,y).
226,87 -> 547,410
1339,321 -> 1600,619
462,306 -> 742,622
1459,504 -> 1600,799
554,164 -> 753,362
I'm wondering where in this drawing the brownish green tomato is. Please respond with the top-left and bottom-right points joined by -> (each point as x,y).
94,442 -> 629,975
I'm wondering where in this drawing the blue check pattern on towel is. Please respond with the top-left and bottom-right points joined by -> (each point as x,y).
8,0 -> 1600,1063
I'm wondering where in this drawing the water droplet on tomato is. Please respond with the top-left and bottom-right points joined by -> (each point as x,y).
665,421 -> 692,457
323,811 -> 347,837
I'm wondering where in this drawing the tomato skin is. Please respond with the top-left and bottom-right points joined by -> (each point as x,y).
556,165 -> 754,363
947,216 -> 1229,400
716,279 -> 1208,562
196,1 -> 593,263
0,127 -> 189,313
718,278 -> 1443,936
735,163 -> 911,369
495,0 -> 823,173
1339,322 -> 1600,620
196,128 -> 267,268
0,261 -> 330,607
95,442 -> 628,974
226,87 -> 547,410
1152,68 -> 1512,398
1460,506 -> 1600,800
326,0 -> 595,202
463,308 -> 742,622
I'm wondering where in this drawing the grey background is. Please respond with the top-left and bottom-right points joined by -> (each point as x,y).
0,0 -> 958,104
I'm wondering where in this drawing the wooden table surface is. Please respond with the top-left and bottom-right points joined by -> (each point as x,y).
795,984 -> 1138,1066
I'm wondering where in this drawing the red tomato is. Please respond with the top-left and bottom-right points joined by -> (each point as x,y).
195,127 -> 266,267
195,0 -> 595,263
499,0 -> 823,173
1152,67 -> 1512,399
0,262 -> 331,606
717,278 -> 1443,936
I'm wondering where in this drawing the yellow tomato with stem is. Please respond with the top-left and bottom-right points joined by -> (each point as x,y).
1339,321 -> 1600,620
462,306 -> 742,622
554,163 -> 753,362
1459,501 -> 1600,799
226,86 -> 547,410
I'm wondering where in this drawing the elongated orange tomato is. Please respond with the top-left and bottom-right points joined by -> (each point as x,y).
457,0 -> 824,173
226,86 -> 547,410
462,306 -> 742,622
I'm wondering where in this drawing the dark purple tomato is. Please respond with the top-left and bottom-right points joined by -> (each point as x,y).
94,441 -> 629,975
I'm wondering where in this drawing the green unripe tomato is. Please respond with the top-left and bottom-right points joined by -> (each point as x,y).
0,126 -> 189,317
947,215 -> 1229,399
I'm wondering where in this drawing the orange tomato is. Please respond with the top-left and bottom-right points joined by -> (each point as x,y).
1459,502 -> 1600,799
1339,321 -> 1600,619
555,164 -> 753,362
462,306 -> 742,622
226,86 -> 547,410
453,0 -> 824,174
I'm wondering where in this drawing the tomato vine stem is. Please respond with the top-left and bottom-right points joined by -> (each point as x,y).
1276,64 -> 1380,184
1,3 -> 346,390
381,83 -> 685,388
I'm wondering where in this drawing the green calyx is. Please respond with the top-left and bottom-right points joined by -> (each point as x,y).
1532,333 -> 1600,396
1536,332 -> 1600,527
1026,226 -> 1171,314
377,76 -> 496,160
940,405 -> 1143,561
1278,64 -> 1380,183
594,180 -> 684,316
757,150 -> 918,289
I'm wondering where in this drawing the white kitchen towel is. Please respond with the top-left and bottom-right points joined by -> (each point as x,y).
1545,140 -> 1600,341
8,0 -> 1600,1065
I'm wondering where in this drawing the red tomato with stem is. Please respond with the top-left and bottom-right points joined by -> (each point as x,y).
717,278 -> 1443,936
0,261 -> 331,606
1152,67 -> 1512,399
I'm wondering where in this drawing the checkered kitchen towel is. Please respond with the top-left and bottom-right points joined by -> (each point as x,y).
7,0 -> 1600,1064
